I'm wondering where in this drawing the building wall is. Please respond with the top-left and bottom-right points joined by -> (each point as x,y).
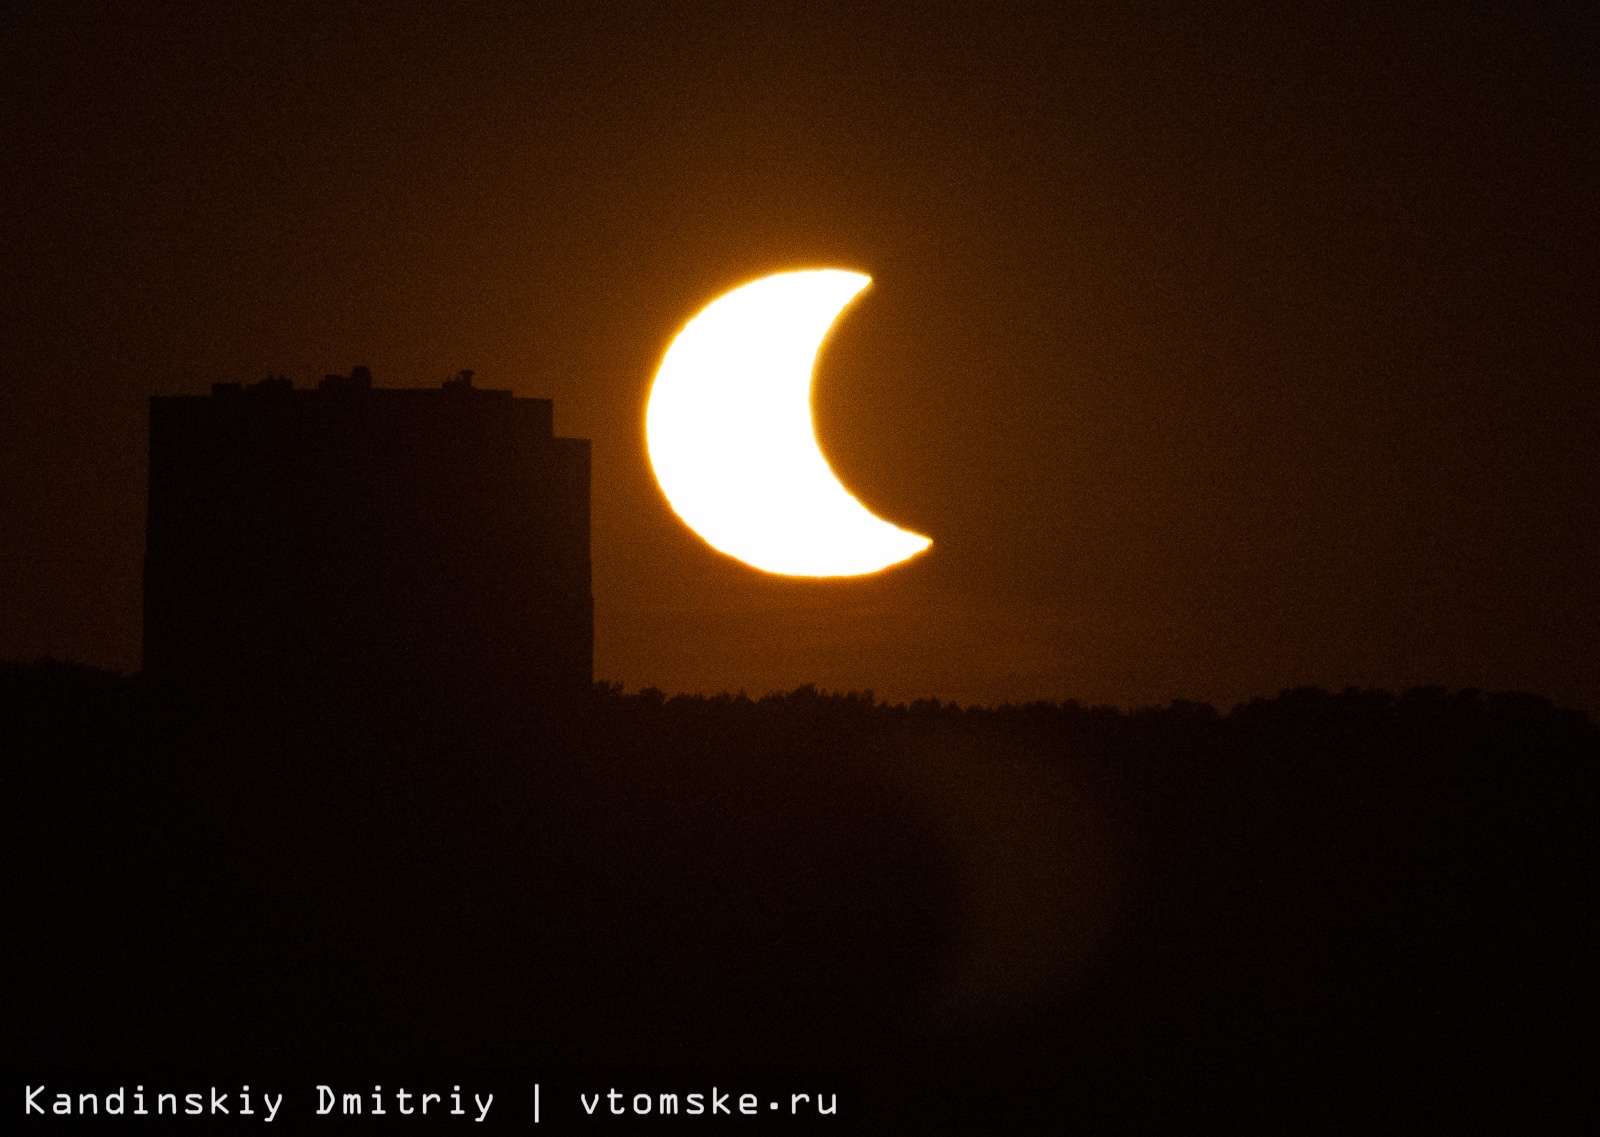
143,376 -> 592,711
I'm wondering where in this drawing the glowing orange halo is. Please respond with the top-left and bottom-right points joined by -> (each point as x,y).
646,270 -> 931,576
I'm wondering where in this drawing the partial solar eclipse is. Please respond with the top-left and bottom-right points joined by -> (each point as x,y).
646,270 -> 932,577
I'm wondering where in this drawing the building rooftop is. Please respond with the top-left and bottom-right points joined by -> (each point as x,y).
205,367 -> 518,400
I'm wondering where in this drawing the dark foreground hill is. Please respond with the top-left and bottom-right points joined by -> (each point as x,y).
4,662 -> 1596,1130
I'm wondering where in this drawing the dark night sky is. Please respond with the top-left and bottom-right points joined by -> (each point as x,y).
3,2 -> 1595,712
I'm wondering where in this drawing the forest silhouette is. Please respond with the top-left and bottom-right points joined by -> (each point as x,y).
5,661 -> 1595,1127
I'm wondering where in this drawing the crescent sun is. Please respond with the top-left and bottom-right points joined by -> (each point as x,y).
646,269 -> 932,577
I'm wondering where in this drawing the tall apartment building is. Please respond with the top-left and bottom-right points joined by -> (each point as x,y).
144,368 -> 591,712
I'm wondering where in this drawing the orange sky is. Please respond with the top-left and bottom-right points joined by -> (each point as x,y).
2,3 -> 1595,712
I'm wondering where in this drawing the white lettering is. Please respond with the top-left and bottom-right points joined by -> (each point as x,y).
107,1088 -> 125,1115
712,1087 -> 730,1115
818,1093 -> 837,1115
792,1093 -> 810,1113
659,1094 -> 679,1115
211,1087 -> 229,1114
264,1093 -> 282,1123
25,1086 -> 44,1115
186,1092 -> 203,1115
317,1086 -> 335,1115
422,1093 -> 439,1114
687,1093 -> 704,1115
474,1093 -> 492,1122
740,1093 -> 757,1115
581,1093 -> 600,1115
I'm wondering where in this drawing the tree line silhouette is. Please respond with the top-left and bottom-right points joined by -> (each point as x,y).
4,661 -> 1596,1128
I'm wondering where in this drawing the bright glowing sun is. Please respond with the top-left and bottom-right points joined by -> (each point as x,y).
646,270 -> 932,577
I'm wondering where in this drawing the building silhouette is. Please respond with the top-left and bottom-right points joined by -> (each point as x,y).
143,368 -> 591,714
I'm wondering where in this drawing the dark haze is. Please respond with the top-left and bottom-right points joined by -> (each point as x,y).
4,3 -> 1598,1129
3,2 -> 1596,711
